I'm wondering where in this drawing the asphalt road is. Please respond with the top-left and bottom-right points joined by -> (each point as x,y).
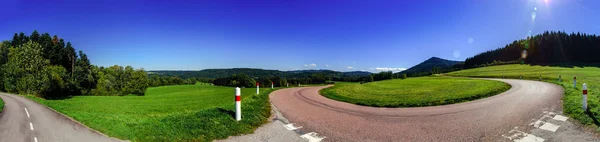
269,79 -> 597,141
0,93 -> 121,142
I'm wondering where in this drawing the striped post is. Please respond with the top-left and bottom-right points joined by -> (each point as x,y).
559,75 -> 562,82
271,82 -> 274,89
583,83 -> 588,111
574,76 -> 577,88
286,83 -> 289,87
235,87 -> 242,121
256,82 -> 260,94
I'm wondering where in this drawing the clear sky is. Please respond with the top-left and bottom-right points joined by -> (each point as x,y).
1,0 -> 599,72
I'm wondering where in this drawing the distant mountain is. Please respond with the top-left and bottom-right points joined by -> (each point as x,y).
399,57 -> 462,74
148,68 -> 371,79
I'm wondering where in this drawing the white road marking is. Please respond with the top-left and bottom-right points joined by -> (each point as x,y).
552,115 -> 568,121
283,123 -> 302,131
24,108 -> 30,118
516,134 -> 545,142
29,122 -> 34,130
539,122 -> 560,132
531,120 -> 545,128
34,137 -> 38,142
300,132 -> 325,142
502,130 -> 544,142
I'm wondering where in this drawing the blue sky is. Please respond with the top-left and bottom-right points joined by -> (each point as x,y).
1,0 -> 599,72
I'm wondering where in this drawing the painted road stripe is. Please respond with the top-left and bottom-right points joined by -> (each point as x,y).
539,122 -> 560,132
29,122 -> 34,130
502,130 -> 544,142
300,132 -> 325,142
34,137 -> 38,142
283,123 -> 302,131
24,108 -> 30,118
552,115 -> 568,121
516,134 -> 545,142
531,120 -> 544,128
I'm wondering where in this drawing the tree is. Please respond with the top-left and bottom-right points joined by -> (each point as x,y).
3,41 -> 51,95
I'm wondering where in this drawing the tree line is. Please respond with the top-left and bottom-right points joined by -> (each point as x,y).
0,31 -> 150,98
465,31 -> 600,68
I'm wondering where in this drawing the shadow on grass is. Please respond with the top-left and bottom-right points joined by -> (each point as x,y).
216,107 -> 235,118
585,109 -> 600,127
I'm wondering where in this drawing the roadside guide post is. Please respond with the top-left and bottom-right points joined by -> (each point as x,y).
559,75 -> 562,82
235,87 -> 242,121
583,83 -> 588,111
256,82 -> 260,94
271,81 -> 274,89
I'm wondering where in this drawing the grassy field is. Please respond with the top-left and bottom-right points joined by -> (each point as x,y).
0,97 -> 3,113
320,76 -> 510,107
27,83 -> 277,141
447,64 -> 600,128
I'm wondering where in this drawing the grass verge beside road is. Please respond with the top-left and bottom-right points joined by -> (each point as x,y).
447,64 -> 600,129
27,84 -> 276,141
320,76 -> 510,107
0,97 -> 3,113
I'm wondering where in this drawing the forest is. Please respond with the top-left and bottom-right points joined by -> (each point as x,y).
465,31 -> 600,68
0,31 -> 148,98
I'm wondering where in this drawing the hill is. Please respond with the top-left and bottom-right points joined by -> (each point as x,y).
148,68 -> 372,79
397,57 -> 462,76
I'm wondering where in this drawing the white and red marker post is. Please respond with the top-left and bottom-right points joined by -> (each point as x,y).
271,81 -> 274,89
286,83 -> 289,87
256,82 -> 260,94
583,83 -> 588,111
235,87 -> 242,121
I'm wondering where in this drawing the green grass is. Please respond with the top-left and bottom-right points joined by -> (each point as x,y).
320,76 -> 510,107
27,84 -> 277,141
447,64 -> 600,128
0,97 -> 3,113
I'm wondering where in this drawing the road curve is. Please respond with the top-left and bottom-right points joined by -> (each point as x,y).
0,93 -> 121,142
270,79 -> 565,141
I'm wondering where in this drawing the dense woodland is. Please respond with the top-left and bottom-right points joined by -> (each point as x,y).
0,31 -> 149,98
465,31 -> 600,68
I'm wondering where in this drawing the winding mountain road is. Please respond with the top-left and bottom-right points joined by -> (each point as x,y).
269,79 -> 599,141
0,93 -> 120,142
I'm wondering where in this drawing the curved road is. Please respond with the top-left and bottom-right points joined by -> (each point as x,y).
270,79 -> 578,141
0,93 -> 120,142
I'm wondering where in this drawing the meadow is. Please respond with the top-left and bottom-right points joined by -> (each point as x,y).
447,64 -> 600,128
0,97 -> 3,113
320,76 -> 510,107
28,83 -> 276,141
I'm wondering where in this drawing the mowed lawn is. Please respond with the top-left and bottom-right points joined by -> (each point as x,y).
320,76 -> 510,107
28,84 -> 275,141
447,64 -> 600,127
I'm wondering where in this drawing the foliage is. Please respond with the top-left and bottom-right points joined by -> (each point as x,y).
213,74 -> 257,87
320,77 -> 510,107
0,31 -> 149,98
465,31 -> 600,68
149,69 -> 372,83
447,64 -> 600,128
28,84 -> 277,141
